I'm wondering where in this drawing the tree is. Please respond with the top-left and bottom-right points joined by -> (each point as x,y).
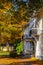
0,0 -> 43,54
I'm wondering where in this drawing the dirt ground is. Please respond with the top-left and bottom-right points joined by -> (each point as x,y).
0,57 -> 43,65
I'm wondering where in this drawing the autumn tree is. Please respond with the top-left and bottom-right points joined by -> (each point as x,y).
0,0 -> 43,53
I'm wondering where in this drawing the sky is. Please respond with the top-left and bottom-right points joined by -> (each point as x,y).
23,0 -> 28,2
12,0 -> 28,11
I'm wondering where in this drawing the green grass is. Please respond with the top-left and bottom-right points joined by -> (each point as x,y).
0,51 -> 10,56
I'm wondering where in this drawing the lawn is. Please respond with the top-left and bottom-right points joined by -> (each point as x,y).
0,51 -> 10,56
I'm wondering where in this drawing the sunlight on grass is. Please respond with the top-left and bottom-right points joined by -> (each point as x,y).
0,51 -> 10,56
31,57 -> 39,60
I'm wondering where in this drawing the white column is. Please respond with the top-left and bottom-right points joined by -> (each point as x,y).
35,18 -> 43,59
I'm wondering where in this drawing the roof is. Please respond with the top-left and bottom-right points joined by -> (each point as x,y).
23,35 -> 34,40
